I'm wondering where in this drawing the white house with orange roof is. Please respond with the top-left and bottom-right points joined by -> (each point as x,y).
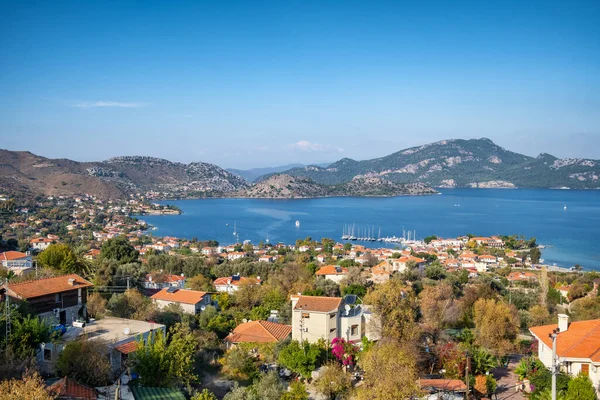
315,265 -> 349,283
151,288 -> 210,314
0,251 -> 33,274
31,237 -> 53,251
214,274 -> 261,293
227,251 -> 247,261
144,273 -> 186,290
391,256 -> 426,273
530,315 -> 600,393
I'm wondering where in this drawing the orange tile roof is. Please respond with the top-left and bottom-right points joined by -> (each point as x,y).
1,251 -> 30,261
315,265 -> 348,276
225,321 -> 292,343
6,274 -> 93,299
115,340 -> 138,354
31,237 -> 53,243
47,376 -> 98,399
293,295 -> 342,312
150,288 -> 208,305
530,319 -> 600,361
420,378 -> 467,392
507,271 -> 538,281
145,273 -> 185,283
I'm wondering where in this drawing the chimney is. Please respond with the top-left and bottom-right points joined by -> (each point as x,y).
558,314 -> 569,332
67,278 -> 76,286
290,293 -> 301,310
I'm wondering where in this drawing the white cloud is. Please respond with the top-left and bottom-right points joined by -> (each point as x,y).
71,101 -> 145,108
289,140 -> 344,153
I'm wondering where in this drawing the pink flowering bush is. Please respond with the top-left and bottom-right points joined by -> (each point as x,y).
331,338 -> 358,366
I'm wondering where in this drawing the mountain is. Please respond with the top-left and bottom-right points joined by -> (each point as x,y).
236,174 -> 438,198
227,163 -> 330,182
267,138 -> 600,189
0,151 -> 250,199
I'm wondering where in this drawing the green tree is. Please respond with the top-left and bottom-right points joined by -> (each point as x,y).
425,263 -> 446,280
254,371 -> 285,400
223,383 -> 258,400
364,279 -> 420,342
278,340 -> 325,379
37,243 -> 77,273
191,389 -> 218,400
0,370 -> 55,400
473,298 -> 519,357
314,362 -> 353,400
99,236 -> 139,264
356,340 -> 419,400
10,315 -> 52,358
424,235 -> 438,244
220,346 -> 258,381
131,323 -> 197,387
530,247 -> 542,264
282,381 -> 309,400
56,339 -> 112,386
565,374 -> 596,400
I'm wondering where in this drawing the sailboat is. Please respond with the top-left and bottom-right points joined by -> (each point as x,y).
564,204 -> 567,211
266,231 -> 270,244
233,221 -> 237,236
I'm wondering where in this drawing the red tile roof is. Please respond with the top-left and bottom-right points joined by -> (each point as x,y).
315,265 -> 348,276
6,274 -> 93,299
225,321 -> 292,343
419,378 -> 467,392
145,273 -> 185,283
0,251 -> 30,261
47,377 -> 98,399
150,288 -> 208,305
292,295 -> 342,312
114,340 -> 138,354
530,319 -> 600,361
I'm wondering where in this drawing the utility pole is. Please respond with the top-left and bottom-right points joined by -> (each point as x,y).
550,329 -> 559,400
465,351 -> 470,400
4,278 -> 10,347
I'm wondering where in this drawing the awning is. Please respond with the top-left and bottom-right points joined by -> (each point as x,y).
115,341 -> 138,354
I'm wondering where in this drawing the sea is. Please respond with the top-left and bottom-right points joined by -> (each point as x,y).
141,189 -> 600,270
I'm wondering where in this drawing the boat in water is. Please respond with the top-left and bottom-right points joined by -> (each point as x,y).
295,221 -> 300,227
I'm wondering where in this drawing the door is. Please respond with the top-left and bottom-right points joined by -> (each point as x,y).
59,310 -> 66,325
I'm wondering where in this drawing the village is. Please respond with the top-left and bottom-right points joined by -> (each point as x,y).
1,194 -> 599,399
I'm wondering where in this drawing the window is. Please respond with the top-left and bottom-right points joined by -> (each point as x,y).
351,325 -> 358,336
330,313 -> 336,319
301,313 -> 310,319
330,328 -> 336,333
582,363 -> 589,376
44,349 -> 52,361
55,293 -> 61,303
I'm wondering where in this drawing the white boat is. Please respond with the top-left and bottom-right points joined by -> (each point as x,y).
233,221 -> 237,235
564,204 -> 567,210
295,220 -> 300,227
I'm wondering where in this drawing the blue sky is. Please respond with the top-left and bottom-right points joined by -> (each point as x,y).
1,1 -> 599,169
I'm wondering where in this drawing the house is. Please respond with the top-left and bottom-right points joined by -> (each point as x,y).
227,251 -> 247,261
202,247 -> 216,256
1,274 -> 93,325
0,250 -> 33,274
391,256 -> 426,273
84,249 -> 101,260
530,315 -> 600,394
37,317 -> 165,376
419,378 -> 467,400
368,261 -> 392,284
214,274 -> 261,293
259,255 -> 275,263
47,376 -> 98,399
143,273 -> 186,290
31,237 -> 53,251
290,295 -> 379,344
556,285 -> 571,301
315,265 -> 348,283
291,295 -> 343,344
316,254 -> 327,263
150,288 -> 211,314
507,271 -> 538,282
224,320 -> 292,349
477,254 -> 497,264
